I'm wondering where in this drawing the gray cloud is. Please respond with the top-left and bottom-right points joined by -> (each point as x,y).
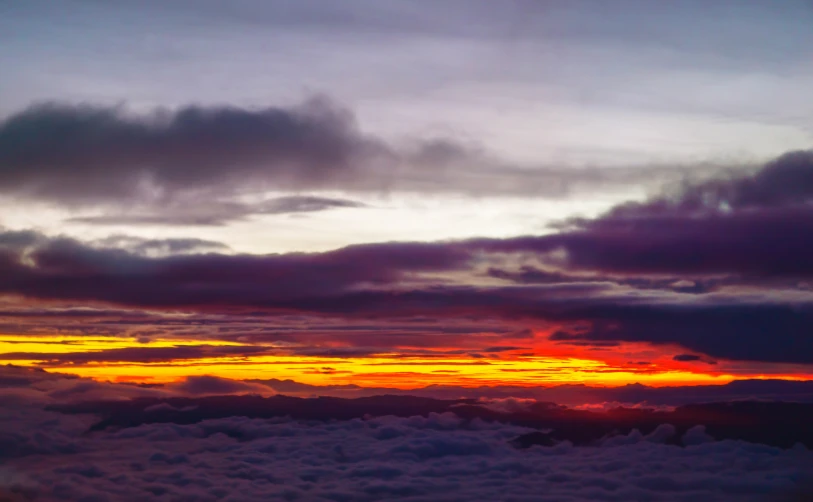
0,97 -> 691,210
89,235 -> 230,255
0,97 -> 381,203
68,195 -> 368,226
252,195 -> 367,214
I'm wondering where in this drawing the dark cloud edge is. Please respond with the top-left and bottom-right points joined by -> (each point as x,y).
0,96 -> 732,209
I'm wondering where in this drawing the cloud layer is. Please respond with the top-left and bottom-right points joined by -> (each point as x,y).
0,97 -> 694,210
3,400 -> 812,501
66,195 -> 369,226
0,149 -> 812,368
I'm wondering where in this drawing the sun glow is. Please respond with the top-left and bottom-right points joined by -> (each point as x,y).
0,334 -> 773,389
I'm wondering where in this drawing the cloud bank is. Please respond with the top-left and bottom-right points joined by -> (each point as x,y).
2,400 -> 812,501
0,97 -> 696,210
0,149 -> 812,367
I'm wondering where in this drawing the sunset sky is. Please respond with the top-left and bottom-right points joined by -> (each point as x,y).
1,0 -> 813,391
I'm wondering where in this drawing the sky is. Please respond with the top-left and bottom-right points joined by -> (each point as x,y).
1,0 -> 813,391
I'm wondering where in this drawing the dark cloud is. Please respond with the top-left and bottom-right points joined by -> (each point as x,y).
8,397 -> 813,501
0,365 -> 78,388
0,232 -> 228,257
487,265 -> 717,293
255,377 -> 813,407
0,345 -> 272,364
478,206 -> 813,279
169,375 -> 273,396
547,303 -> 813,364
0,98 -> 688,210
503,328 -> 535,339
1,222 -> 813,362
0,97 -> 380,203
255,195 -> 368,214
482,346 -> 523,353
535,150 -> 813,278
1,151 -> 813,363
673,354 -> 701,362
0,230 -> 471,306
486,266 -> 573,284
464,150 -> 813,281
632,150 -> 813,212
47,389 -> 813,451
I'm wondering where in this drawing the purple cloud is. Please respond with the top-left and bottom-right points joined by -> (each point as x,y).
1,150 -> 812,363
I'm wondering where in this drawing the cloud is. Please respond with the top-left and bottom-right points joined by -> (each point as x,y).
487,265 -> 717,293
649,150 -> 813,211
673,354 -> 702,362
486,266 -> 574,284
0,366 -> 272,404
43,379 -> 171,403
0,365 -> 76,388
2,150 -> 813,363
67,195 -> 368,226
0,97 -> 690,209
1,222 -> 813,362
2,396 -> 813,501
539,150 -> 813,278
89,235 -> 229,255
43,382 -> 813,450
0,229 -> 474,306
0,345 -> 272,364
0,97 -> 378,203
168,375 -> 274,396
242,195 -> 368,214
545,295 -> 813,364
